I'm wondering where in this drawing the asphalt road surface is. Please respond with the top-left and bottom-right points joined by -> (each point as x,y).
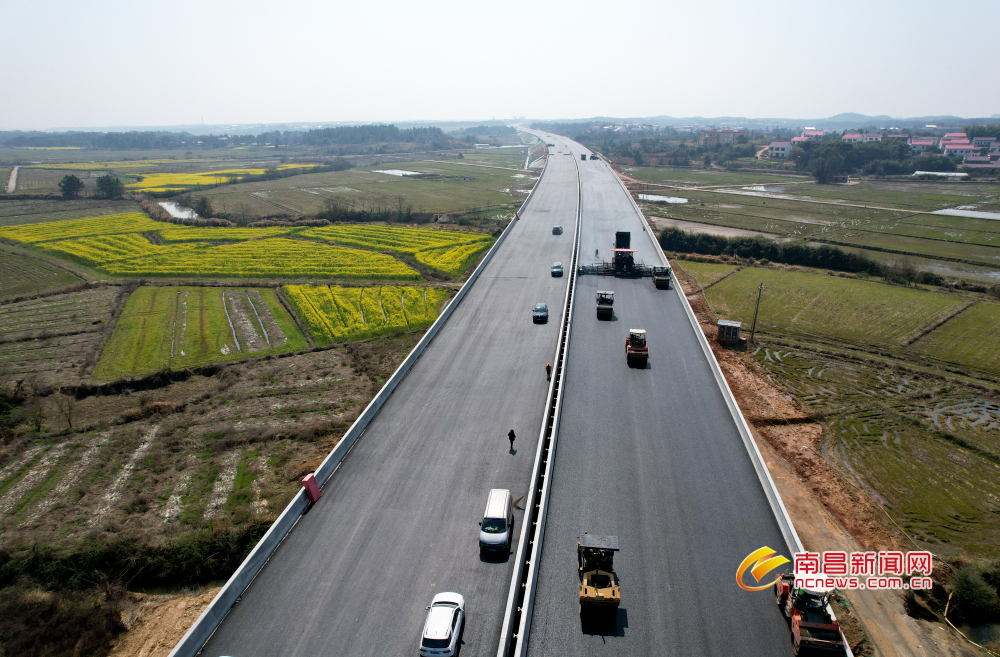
525,133 -> 797,656
202,140 -> 578,657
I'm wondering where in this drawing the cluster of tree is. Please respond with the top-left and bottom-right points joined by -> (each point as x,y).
660,228 -> 885,275
1,131 -> 208,150
962,124 -> 1000,140
459,125 -> 517,137
297,125 -> 449,147
659,228 -> 950,287
317,194 -> 418,223
789,140 -> 957,182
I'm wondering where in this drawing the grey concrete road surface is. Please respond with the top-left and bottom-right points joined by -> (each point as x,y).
525,133 -> 796,656
203,148 -> 578,657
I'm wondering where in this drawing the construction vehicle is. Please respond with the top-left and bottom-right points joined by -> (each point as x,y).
596,291 -> 614,319
578,533 -> 620,617
577,229 -> 672,282
625,329 -> 648,366
581,153 -> 587,161
652,269 -> 671,289
774,574 -> 847,655
590,154 -> 599,160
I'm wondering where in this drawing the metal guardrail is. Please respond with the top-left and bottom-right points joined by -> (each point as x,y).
496,140 -> 582,657
167,154 -> 553,657
612,167 -> 855,657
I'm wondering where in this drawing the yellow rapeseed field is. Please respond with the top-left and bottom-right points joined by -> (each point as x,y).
1,213 -> 491,278
303,224 -> 493,275
126,164 -> 320,191
284,284 -> 450,344
40,237 -> 418,279
415,242 -> 493,275
0,212 -> 159,243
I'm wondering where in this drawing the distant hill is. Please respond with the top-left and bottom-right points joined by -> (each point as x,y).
528,113 -> 991,131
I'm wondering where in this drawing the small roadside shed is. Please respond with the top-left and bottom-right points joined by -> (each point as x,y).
717,319 -> 742,345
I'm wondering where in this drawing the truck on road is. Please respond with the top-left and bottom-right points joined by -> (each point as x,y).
625,329 -> 648,367
596,291 -> 614,319
774,574 -> 847,655
578,533 -> 620,618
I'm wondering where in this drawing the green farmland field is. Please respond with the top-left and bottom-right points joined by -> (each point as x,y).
200,160 -> 532,218
0,251 -> 81,299
705,266 -> 967,348
623,165 -> 810,187
673,260 -> 737,288
94,286 -> 306,379
914,302 -> 1000,375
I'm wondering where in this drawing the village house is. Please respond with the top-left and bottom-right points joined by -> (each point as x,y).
862,133 -> 882,142
842,133 -> 863,144
911,139 -> 937,154
943,143 -> 977,159
802,129 -> 825,140
768,141 -> 792,158
971,136 -> 997,148
699,128 -> 750,146
791,136 -> 809,146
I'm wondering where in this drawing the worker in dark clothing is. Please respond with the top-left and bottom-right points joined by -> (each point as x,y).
508,429 -> 516,452
545,363 -> 552,380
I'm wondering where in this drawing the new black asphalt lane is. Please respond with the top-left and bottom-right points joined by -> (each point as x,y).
525,133 -> 796,656
202,145 -> 578,657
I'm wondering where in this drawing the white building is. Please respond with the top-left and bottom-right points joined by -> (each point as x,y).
768,141 -> 792,158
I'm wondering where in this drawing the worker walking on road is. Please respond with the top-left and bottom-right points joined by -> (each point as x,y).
545,363 -> 552,381
508,429 -> 516,452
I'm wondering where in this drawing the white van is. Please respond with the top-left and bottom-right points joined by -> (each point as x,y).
479,489 -> 514,556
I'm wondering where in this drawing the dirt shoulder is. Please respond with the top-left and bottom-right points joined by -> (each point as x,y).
110,587 -> 220,657
674,264 -> 978,657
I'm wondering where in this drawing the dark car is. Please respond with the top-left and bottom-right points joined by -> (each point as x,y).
552,226 -> 563,235
533,303 -> 548,323
551,262 -> 563,277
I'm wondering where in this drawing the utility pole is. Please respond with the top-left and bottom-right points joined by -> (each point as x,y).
749,282 -> 766,346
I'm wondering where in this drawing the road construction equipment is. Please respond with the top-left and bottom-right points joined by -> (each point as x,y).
596,291 -> 614,320
625,329 -> 648,367
774,574 -> 846,655
577,230 -> 671,283
578,533 -> 620,616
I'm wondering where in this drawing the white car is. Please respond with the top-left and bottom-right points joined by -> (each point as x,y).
419,592 -> 465,656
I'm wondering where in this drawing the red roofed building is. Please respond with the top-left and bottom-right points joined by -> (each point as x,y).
911,139 -> 936,154
842,133 -> 863,144
944,143 -> 977,159
802,130 -> 825,140
791,136 -> 809,146
944,132 -> 967,140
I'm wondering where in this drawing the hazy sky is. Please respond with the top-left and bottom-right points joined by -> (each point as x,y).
2,0 -> 997,130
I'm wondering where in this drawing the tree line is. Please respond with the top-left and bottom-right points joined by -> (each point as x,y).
789,140 -> 959,182
659,227 -> 948,286
0,124 -> 457,151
